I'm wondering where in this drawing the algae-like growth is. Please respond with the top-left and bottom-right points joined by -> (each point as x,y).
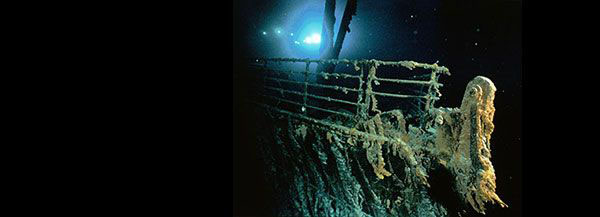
252,59 -> 506,217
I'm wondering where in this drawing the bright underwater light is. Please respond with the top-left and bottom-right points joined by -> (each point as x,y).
303,33 -> 321,44
294,20 -> 322,53
281,2 -> 326,58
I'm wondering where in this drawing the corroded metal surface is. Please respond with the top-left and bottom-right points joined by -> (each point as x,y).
248,58 -> 506,216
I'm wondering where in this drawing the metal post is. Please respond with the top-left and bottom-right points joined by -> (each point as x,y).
361,62 -> 376,119
355,63 -> 364,119
303,61 -> 309,114
424,70 -> 436,111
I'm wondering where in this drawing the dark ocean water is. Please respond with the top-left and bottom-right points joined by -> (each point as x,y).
234,1 -> 521,216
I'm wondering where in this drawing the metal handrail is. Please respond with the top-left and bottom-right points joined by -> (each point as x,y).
252,58 -> 449,121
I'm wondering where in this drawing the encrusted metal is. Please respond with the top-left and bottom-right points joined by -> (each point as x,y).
252,58 -> 449,123
245,58 -> 507,216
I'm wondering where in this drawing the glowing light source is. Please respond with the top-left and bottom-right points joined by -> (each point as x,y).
274,27 -> 283,35
303,33 -> 321,44
262,31 -> 267,35
281,3 -> 326,57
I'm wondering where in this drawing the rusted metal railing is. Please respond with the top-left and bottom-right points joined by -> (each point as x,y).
250,58 -> 449,123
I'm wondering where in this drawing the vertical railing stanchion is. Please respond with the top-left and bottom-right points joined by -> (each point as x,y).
355,62 -> 364,120
424,70 -> 435,111
361,62 -> 375,118
429,69 -> 441,110
303,60 -> 310,115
